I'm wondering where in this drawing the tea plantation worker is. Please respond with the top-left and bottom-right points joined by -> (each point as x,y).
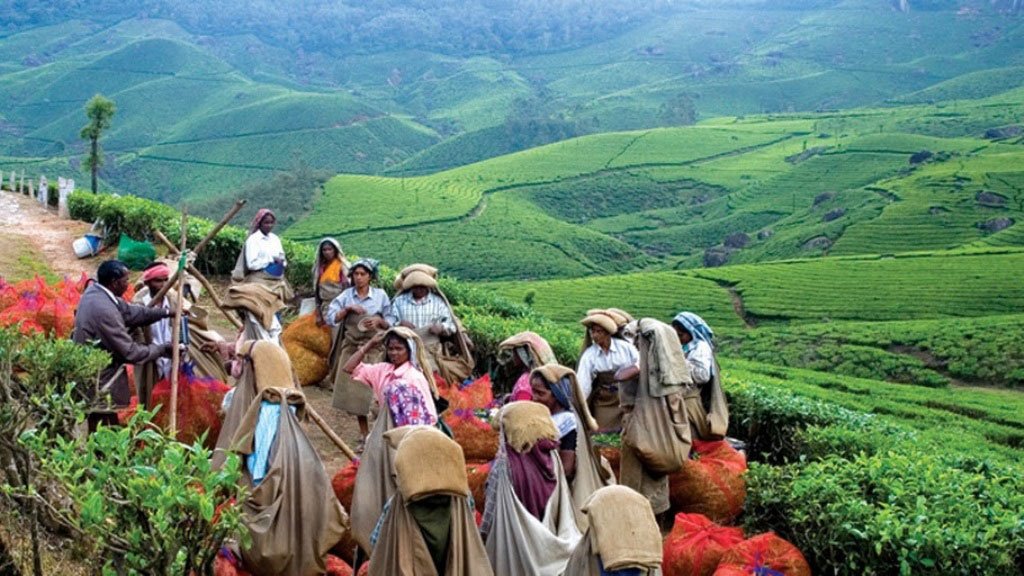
73,259 -> 174,431
325,258 -> 390,440
345,327 -> 441,554
225,208 -> 293,343
530,364 -> 613,528
368,426 -> 493,576
385,264 -> 475,387
671,311 -> 729,440
133,261 -> 229,408
562,485 -> 662,576
481,401 -> 581,575
498,331 -> 557,402
312,237 -> 349,326
229,340 -> 348,576
620,318 -> 693,523
576,311 -> 639,432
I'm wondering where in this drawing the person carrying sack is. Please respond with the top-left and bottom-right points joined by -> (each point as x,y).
619,318 -> 693,519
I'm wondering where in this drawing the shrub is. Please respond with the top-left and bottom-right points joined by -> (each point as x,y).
744,452 -> 1024,575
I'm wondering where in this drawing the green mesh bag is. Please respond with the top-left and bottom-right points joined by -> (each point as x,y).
117,235 -> 156,270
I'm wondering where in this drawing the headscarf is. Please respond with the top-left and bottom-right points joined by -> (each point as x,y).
348,258 -> 380,282
384,326 -> 438,399
141,262 -> 171,283
312,237 -> 346,281
249,208 -> 275,233
672,311 -> 715,349
531,364 -> 599,433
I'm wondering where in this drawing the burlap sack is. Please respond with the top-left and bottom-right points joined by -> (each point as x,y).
584,486 -> 662,572
501,401 -> 558,453
393,426 -> 469,501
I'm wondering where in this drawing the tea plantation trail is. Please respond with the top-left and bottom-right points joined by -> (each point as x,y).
0,189 -> 358,477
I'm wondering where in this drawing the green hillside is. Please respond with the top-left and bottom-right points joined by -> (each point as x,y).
290,87 -> 1024,279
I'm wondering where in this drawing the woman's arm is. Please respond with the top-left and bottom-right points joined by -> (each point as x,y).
343,331 -> 385,374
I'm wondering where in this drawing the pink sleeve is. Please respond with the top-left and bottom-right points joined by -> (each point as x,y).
511,372 -> 533,402
352,362 -> 386,394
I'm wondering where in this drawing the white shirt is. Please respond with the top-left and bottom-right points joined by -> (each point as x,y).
245,231 -> 286,272
576,338 -> 639,398
683,339 -> 715,385
141,292 -> 172,378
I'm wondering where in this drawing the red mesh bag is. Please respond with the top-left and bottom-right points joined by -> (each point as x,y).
330,530 -> 360,566
441,374 -> 493,412
332,461 -> 359,511
443,410 -> 498,461
117,396 -> 139,426
664,513 -> 745,576
713,533 -> 811,576
213,553 -> 251,576
0,279 -> 17,310
150,364 -> 229,448
465,460 -> 490,514
669,440 -> 747,524
326,554 -> 354,576
357,562 -> 369,576
0,275 -> 81,337
282,314 -> 332,386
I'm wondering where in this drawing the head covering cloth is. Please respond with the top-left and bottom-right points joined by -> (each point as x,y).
498,331 -> 557,369
348,257 -> 380,282
532,364 -> 599,433
141,262 -> 171,283
384,326 -> 439,399
672,311 -> 715,349
249,208 -> 276,233
312,237 -> 347,281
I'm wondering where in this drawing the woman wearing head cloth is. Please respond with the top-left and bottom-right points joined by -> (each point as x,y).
671,311 -> 729,440
324,258 -> 390,440
312,237 -> 349,326
225,208 -> 294,343
343,326 -> 441,555
576,311 -> 639,432
529,364 -> 613,528
498,331 -> 557,402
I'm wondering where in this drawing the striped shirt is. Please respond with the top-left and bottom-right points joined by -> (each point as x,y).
385,291 -> 455,335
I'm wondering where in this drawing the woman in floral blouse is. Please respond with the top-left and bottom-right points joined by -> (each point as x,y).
342,326 -> 439,427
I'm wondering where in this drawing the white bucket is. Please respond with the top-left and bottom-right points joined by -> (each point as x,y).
72,234 -> 102,259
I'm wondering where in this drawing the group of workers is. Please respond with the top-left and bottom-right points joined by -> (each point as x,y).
70,207 -> 729,576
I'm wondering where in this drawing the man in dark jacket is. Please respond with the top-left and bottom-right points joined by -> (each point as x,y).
73,260 -> 174,430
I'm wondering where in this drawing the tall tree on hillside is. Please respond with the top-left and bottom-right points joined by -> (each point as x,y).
80,94 -> 116,194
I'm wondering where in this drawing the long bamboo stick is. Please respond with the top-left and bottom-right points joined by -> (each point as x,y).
305,405 -> 357,461
167,210 -> 188,437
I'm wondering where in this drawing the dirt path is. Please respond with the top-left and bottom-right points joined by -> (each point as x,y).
0,190 -> 94,279
0,190 -> 361,476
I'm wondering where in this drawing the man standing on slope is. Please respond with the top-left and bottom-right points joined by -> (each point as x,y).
73,259 -> 174,431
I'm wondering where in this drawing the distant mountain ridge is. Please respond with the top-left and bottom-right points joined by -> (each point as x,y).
0,1 -> 1021,218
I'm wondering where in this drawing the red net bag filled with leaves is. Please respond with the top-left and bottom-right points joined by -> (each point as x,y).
282,314 -> 332,386
669,440 -> 747,524
213,552 -> 252,576
664,513 -> 745,576
332,461 -> 359,511
326,554 -> 354,576
444,409 -> 498,461
442,374 -> 493,412
117,397 -> 139,426
713,533 -> 811,576
356,562 -> 369,576
466,460 -> 490,514
151,364 -> 230,448
0,279 -> 18,310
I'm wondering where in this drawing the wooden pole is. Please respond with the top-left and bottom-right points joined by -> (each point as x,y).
152,229 -> 243,330
148,199 -> 246,308
306,405 -> 357,461
167,210 -> 188,437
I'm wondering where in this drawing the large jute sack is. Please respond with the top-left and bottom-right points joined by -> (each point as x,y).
664,513 -> 744,576
151,368 -> 230,449
331,460 -> 359,511
444,410 -> 499,461
393,426 -> 469,501
713,533 -> 811,576
465,460 -> 490,514
281,314 -> 332,386
669,440 -> 746,524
